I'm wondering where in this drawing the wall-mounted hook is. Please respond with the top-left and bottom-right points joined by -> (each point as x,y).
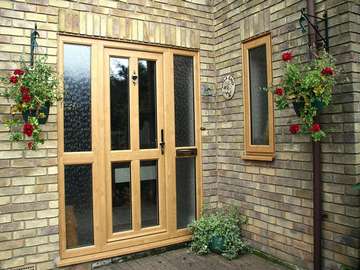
298,8 -> 329,52
30,23 -> 40,67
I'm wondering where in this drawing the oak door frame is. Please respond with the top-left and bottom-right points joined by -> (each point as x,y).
58,35 -> 202,267
241,33 -> 275,161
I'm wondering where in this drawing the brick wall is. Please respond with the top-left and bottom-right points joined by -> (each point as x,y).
0,0 -> 358,270
213,0 -> 359,269
0,1 -> 215,269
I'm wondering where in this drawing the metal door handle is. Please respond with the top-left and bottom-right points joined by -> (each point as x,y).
159,129 -> 165,154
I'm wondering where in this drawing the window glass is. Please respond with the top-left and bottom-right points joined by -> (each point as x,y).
65,164 -> 94,249
110,57 -> 130,150
174,55 -> 195,147
64,44 -> 91,152
249,45 -> 269,145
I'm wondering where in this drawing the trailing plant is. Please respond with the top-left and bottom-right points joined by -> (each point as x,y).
268,50 -> 337,141
188,206 -> 250,260
0,56 -> 62,150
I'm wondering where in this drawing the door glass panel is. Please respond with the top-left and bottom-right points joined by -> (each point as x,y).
63,44 -> 91,152
110,57 -> 130,150
112,162 -> 132,232
174,55 -> 195,147
64,164 -> 94,249
140,160 -> 159,228
249,45 -> 269,145
139,60 -> 157,149
176,157 -> 196,229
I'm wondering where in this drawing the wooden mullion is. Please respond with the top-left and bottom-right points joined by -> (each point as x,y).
130,56 -> 141,232
163,50 -> 177,233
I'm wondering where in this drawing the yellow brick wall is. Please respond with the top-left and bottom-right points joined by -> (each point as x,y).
0,1 -> 215,269
213,0 -> 359,269
0,0 -> 358,270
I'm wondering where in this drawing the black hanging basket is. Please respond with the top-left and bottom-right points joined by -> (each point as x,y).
292,101 -> 304,117
293,99 -> 324,117
22,102 -> 50,125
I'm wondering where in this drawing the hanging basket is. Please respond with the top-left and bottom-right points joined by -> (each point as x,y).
312,98 -> 325,111
22,102 -> 50,125
292,101 -> 304,117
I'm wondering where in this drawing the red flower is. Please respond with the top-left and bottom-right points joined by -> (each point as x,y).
290,124 -> 300,134
9,76 -> 18,84
23,123 -> 34,137
275,87 -> 284,96
282,51 -> 293,62
20,86 -> 29,95
14,69 -> 24,76
22,93 -> 31,103
321,67 -> 333,76
310,123 -> 321,132
27,142 -> 33,150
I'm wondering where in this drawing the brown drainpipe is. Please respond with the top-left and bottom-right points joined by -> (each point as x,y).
306,0 -> 322,270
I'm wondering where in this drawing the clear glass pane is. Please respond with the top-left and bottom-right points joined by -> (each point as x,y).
139,60 -> 157,149
64,164 -> 94,249
110,58 -> 130,150
174,55 -> 195,147
140,160 -> 159,228
112,162 -> 132,232
249,45 -> 269,145
176,157 -> 196,229
63,44 -> 91,152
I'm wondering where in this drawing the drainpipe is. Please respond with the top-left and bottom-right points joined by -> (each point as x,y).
306,0 -> 322,270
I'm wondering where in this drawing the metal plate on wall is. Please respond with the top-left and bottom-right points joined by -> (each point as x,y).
222,75 -> 235,100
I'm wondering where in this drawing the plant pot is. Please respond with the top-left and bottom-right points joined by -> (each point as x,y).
292,101 -> 304,117
209,235 -> 225,254
22,102 -> 50,125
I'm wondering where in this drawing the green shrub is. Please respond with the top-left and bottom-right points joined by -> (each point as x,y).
188,206 -> 250,259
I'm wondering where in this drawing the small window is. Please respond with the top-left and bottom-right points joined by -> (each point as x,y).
242,34 -> 274,161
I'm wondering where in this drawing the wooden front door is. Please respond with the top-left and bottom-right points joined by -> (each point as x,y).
58,36 -> 202,266
104,49 -> 166,241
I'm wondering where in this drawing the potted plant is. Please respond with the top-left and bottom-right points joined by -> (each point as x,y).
188,206 -> 249,259
268,50 -> 337,141
0,56 -> 62,150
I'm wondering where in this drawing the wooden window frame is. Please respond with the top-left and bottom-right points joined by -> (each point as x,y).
57,35 -> 203,267
241,34 -> 275,161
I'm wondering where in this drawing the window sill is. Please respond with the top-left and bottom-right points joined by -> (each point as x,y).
241,153 -> 275,161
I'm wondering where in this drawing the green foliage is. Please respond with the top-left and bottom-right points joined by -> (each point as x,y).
268,50 -> 338,141
188,206 -> 250,260
0,56 -> 62,150
352,183 -> 360,191
340,265 -> 354,270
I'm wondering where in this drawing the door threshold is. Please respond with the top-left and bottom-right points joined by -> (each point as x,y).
57,235 -> 191,268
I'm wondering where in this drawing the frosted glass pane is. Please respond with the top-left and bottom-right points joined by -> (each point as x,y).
249,45 -> 269,145
64,164 -> 94,249
112,162 -> 132,232
174,55 -> 195,147
140,160 -> 159,228
110,58 -> 130,150
176,157 -> 196,229
139,60 -> 157,149
63,44 -> 91,152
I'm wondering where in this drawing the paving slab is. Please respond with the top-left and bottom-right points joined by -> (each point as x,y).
96,248 -> 288,270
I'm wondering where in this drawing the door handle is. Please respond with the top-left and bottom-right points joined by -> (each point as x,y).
159,129 -> 165,154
